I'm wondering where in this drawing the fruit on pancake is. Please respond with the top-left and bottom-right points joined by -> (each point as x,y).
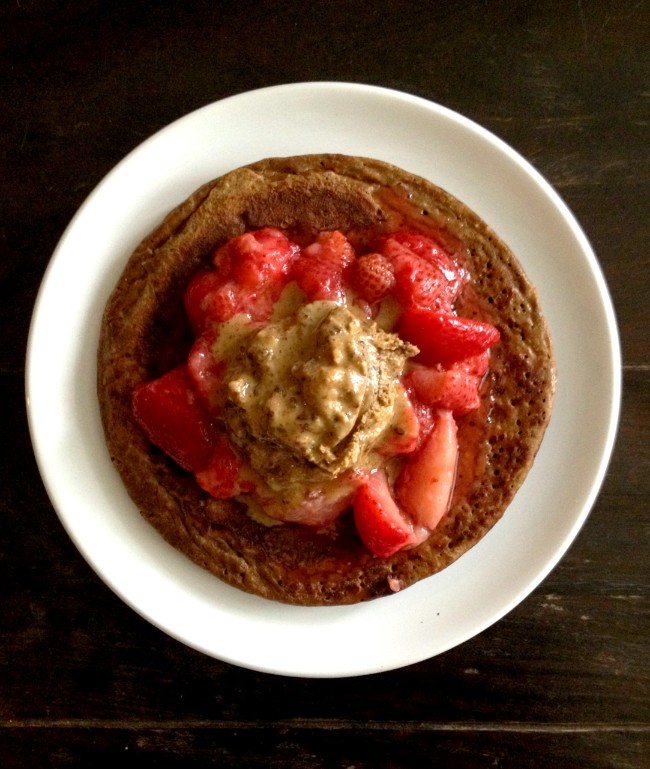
395,409 -> 458,531
131,366 -> 217,473
349,252 -> 395,304
291,230 -> 355,302
98,154 -> 556,606
184,227 -> 298,327
195,433 -> 256,499
405,367 -> 482,416
130,225 -> 498,560
353,470 -> 417,558
398,308 -> 501,366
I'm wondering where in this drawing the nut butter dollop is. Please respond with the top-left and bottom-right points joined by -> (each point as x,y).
216,301 -> 417,491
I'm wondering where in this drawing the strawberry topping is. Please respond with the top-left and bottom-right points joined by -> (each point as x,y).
379,231 -> 466,311
185,228 -> 299,329
132,365 -> 217,473
291,230 -> 355,302
349,252 -> 396,304
186,331 -> 226,415
406,367 -> 482,417
395,409 -> 459,531
353,470 -> 416,558
195,433 -> 256,499
133,226 -> 500,559
398,307 -> 500,366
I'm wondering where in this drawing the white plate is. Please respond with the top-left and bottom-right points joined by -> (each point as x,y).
26,83 -> 621,677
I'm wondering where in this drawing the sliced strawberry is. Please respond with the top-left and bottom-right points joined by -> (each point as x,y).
132,365 -> 217,472
377,384 -> 420,455
386,231 -> 459,276
379,232 -> 466,311
209,281 -> 244,322
353,470 -> 416,558
184,273 -> 278,328
195,433 -> 255,499
292,256 -> 345,302
226,228 -> 299,290
387,245 -> 447,309
349,252 -> 395,304
292,230 -> 355,302
185,229 -> 298,331
183,269 -> 224,334
406,367 -> 482,416
186,331 -> 226,414
261,483 -> 358,527
303,230 -> 356,268
398,307 -> 500,366
395,409 -> 458,531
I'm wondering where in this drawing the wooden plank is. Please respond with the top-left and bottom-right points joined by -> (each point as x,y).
0,725 -> 648,769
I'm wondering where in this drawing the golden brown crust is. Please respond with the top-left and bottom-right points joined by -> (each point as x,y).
98,154 -> 556,605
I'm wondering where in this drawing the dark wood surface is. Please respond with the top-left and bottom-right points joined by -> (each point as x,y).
2,1 -> 648,766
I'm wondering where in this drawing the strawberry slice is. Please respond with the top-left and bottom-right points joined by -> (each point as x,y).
388,245 -> 447,309
386,231 -> 460,277
224,228 -> 299,290
183,269 -> 224,334
184,273 -> 278,328
292,230 -> 355,302
353,470 -> 416,558
349,252 -> 395,304
185,228 -> 298,332
406,367 -> 482,416
395,409 -> 458,531
398,307 -> 500,366
132,365 -> 217,472
186,331 -> 226,415
195,433 -> 255,499
377,384 -> 420,455
380,232 -> 464,311
260,481 -> 358,527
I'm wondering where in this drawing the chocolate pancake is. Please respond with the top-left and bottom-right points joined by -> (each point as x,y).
98,154 -> 556,606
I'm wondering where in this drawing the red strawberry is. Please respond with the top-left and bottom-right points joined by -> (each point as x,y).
349,252 -> 395,303
292,257 -> 345,302
292,230 -> 355,302
186,228 -> 298,331
206,281 -> 241,322
353,470 -> 416,558
387,231 -> 456,271
186,331 -> 226,415
227,228 -> 299,290
183,269 -> 224,334
406,367 -> 482,416
303,230 -> 355,268
212,240 -> 235,276
132,365 -> 217,472
398,307 -> 500,366
195,433 -> 255,499
388,246 -> 447,309
260,476 -> 360,527
377,384 -> 420,455
395,409 -> 458,531
380,233 -> 465,310
184,273 -> 278,328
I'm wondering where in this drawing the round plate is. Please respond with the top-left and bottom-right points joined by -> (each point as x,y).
26,83 -> 620,677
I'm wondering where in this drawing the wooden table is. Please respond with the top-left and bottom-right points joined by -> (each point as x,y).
2,2 -> 648,766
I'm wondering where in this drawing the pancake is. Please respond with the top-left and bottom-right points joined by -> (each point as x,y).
97,154 -> 556,606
